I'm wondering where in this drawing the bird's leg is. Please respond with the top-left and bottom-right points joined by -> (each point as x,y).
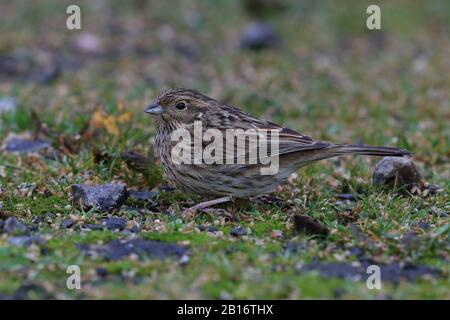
185,196 -> 233,213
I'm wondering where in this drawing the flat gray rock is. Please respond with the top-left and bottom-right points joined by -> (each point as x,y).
71,184 -> 128,212
302,261 -> 441,284
9,236 -> 45,247
128,190 -> 158,202
241,22 -> 279,50
104,216 -> 127,231
3,217 -> 29,235
77,239 -> 188,261
4,138 -> 51,153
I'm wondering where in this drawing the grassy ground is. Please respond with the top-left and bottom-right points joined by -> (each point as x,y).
0,0 -> 449,299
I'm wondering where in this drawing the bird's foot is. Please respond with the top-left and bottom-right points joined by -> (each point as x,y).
181,196 -> 234,217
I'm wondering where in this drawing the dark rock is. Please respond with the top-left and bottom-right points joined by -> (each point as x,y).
43,189 -> 53,198
4,138 -> 51,154
197,225 -> 219,233
128,190 -> 158,202
40,246 -> 50,255
0,51 -> 61,85
31,216 -> 43,224
429,207 -> 448,218
373,157 -> 420,188
159,185 -> 176,193
333,288 -> 347,299
424,184 -> 443,195
0,54 -> 22,77
335,193 -> 357,201
381,263 -> 441,283
173,43 -> 198,60
230,226 -> 247,237
0,96 -> 17,114
71,183 -> 128,212
349,223 -> 365,242
3,217 -> 29,235
303,262 -> 363,281
9,236 -> 44,247
30,64 -> 60,84
43,212 -> 56,224
96,267 -> 109,278
284,241 -> 307,257
13,283 -> 52,300
349,247 -> 365,259
241,22 -> 279,50
293,215 -> 329,236
417,221 -> 431,230
402,231 -> 420,248
130,225 -> 140,233
120,229 -> 132,236
78,239 -> 187,261
81,223 -> 104,231
302,261 -> 441,284
104,217 -> 127,231
60,219 -> 75,229
0,219 -> 4,231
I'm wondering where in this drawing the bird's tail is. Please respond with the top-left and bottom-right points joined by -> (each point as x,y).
309,144 -> 411,161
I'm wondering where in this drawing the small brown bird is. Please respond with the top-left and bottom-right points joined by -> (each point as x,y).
145,88 -> 410,211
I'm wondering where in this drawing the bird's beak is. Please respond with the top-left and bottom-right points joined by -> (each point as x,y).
144,103 -> 164,115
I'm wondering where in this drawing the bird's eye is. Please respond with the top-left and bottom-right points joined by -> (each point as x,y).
175,101 -> 187,111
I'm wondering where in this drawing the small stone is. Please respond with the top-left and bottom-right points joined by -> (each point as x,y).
130,225 -> 140,233
96,267 -> 109,278
3,217 -> 29,235
31,216 -> 43,224
60,219 -> 75,229
78,239 -> 187,261
128,190 -> 158,202
335,193 -> 357,201
159,185 -> 176,193
120,229 -> 131,236
402,231 -> 420,248
230,226 -> 247,237
373,157 -> 420,188
417,221 -> 431,230
71,184 -> 128,212
293,215 -> 329,236
349,247 -> 365,259
9,236 -> 44,247
81,223 -> 104,231
241,21 -> 279,50
197,224 -> 219,233
0,219 -> 4,231
104,217 -> 126,231
424,184 -> 443,196
4,138 -> 51,154
0,96 -> 17,114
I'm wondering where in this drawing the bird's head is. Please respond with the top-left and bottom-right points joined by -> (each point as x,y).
145,88 -> 217,124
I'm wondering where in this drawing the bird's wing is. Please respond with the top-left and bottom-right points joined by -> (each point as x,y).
198,104 -> 330,160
